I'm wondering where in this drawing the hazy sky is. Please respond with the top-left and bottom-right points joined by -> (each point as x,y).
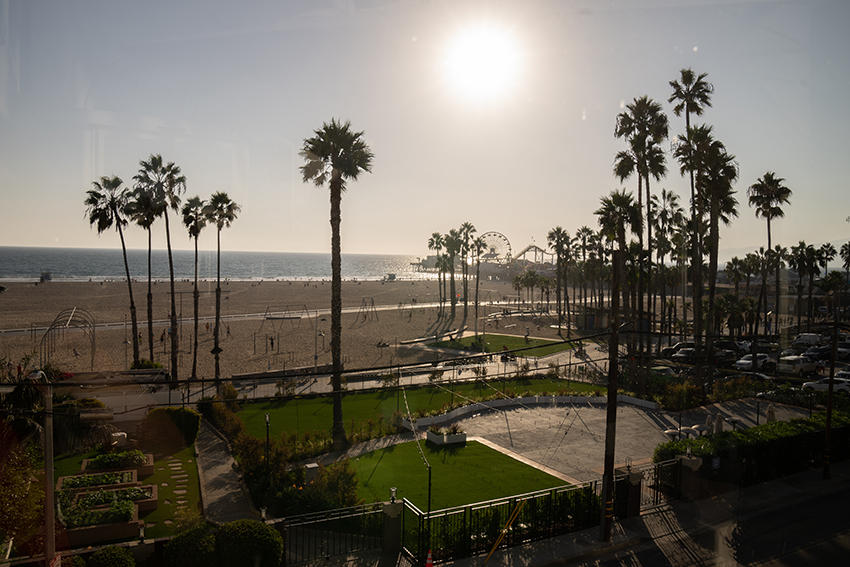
1,0 -> 848,263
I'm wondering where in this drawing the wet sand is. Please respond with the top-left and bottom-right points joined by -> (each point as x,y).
0,280 -> 565,381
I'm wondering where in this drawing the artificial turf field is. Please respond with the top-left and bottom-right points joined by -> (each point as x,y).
350,440 -> 568,511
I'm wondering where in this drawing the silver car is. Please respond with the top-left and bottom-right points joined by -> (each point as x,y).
802,377 -> 850,393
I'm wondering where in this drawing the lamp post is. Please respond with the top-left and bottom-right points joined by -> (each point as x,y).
265,413 -> 270,487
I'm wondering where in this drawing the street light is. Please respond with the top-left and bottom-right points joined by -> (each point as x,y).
265,413 -> 270,486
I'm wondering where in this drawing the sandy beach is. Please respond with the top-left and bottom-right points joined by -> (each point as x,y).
0,279 -> 567,381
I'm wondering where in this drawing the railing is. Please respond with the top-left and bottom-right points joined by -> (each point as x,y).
402,481 -> 601,564
280,503 -> 384,565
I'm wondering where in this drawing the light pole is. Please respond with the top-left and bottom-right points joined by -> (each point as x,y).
265,413 -> 270,487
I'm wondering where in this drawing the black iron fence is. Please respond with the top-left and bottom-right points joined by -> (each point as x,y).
280,503 -> 384,565
402,481 -> 601,564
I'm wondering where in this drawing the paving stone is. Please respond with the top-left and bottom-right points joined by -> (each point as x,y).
163,499 -> 171,505
174,489 -> 187,495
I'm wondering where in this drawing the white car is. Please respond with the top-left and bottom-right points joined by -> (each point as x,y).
734,353 -> 772,371
802,377 -> 850,393
777,355 -> 819,377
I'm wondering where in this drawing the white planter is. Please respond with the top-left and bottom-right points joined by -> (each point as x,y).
426,430 -> 444,444
444,433 -> 467,445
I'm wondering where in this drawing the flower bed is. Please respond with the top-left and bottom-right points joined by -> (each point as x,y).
56,470 -> 139,492
64,505 -> 142,548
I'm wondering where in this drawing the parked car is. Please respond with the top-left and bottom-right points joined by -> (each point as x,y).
651,366 -> 678,379
792,333 -> 823,348
714,340 -> 749,355
802,377 -> 850,393
837,370 -> 850,380
720,372 -> 773,383
672,348 -> 697,364
777,355 -> 819,377
710,349 -> 739,365
734,353 -> 773,371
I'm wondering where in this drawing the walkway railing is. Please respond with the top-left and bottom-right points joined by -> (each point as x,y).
402,481 -> 601,564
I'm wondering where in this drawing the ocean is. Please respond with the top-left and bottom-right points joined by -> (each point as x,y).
0,247 -> 426,282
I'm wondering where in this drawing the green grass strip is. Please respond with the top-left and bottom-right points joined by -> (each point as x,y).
351,440 -> 568,510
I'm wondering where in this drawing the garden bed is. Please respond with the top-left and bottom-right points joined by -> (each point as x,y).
81,452 -> 155,477
64,506 -> 142,548
56,470 -> 139,492
70,485 -> 159,513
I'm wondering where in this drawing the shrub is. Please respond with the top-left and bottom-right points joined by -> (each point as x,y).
215,519 -> 283,567
222,383 -> 241,412
143,407 -> 201,446
165,525 -> 215,567
87,545 -> 136,567
131,359 -> 162,370
61,472 -> 133,489
62,555 -> 86,567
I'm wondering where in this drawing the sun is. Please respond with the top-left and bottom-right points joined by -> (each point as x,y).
442,25 -> 521,103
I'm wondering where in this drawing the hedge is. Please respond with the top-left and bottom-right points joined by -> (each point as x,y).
143,407 -> 201,446
214,519 -> 284,567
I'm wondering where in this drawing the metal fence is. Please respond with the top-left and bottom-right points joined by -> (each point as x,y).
402,481 -> 601,564
281,503 -> 385,565
634,458 -> 681,509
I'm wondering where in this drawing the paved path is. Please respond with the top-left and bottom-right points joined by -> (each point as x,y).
194,419 -> 260,524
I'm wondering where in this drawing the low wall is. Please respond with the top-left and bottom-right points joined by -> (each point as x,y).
402,394 -> 659,430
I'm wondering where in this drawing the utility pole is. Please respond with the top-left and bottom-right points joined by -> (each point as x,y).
601,250 -> 621,542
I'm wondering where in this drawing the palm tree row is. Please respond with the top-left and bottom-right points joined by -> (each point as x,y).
85,157 -> 240,392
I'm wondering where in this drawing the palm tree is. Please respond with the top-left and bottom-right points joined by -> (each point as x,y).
548,226 -> 571,337
841,242 -> 850,277
575,226 -> 593,330
653,189 -> 684,340
747,171 -> 792,333
85,175 -> 141,367
300,118 -> 373,451
459,222 -> 476,317
700,142 -> 738,351
804,244 -> 823,331
126,184 -> 163,361
724,256 -> 744,296
788,241 -> 809,331
595,189 -> 641,327
670,68 -> 713,362
428,232 -> 444,314
181,196 -> 206,382
135,155 -> 186,385
472,235 -> 486,341
444,229 -> 461,317
203,192 -> 241,396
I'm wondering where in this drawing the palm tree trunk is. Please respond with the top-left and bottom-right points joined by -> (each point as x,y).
146,228 -> 154,362
330,180 -> 348,450
192,235 -> 199,381
117,221 -> 140,366
214,228 -> 222,396
165,212 -> 179,385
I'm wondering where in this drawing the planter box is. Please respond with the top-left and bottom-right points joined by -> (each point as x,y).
426,431 -> 467,445
56,470 -> 139,492
65,506 -> 142,548
71,484 -> 159,513
426,430 -> 444,444
81,453 -> 155,477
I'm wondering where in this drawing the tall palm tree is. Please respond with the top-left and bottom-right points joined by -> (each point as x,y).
788,241 -> 809,331
300,118 -> 373,451
670,68 -> 713,361
747,171 -> 792,333
181,196 -> 206,382
595,189 -> 641,326
840,241 -> 850,282
444,229 -> 461,317
126,185 -> 163,361
203,192 -> 240,396
135,155 -> 186,384
548,226 -> 571,337
459,222 -> 476,317
472,235 -> 486,341
804,244 -> 822,331
575,226 -> 593,330
85,175 -> 141,367
700,141 -> 739,350
652,189 -> 684,339
428,232 -> 444,314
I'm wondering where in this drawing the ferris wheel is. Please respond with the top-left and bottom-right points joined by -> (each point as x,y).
479,231 -> 512,263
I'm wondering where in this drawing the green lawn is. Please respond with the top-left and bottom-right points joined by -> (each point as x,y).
351,440 -> 568,511
430,334 -> 577,357
238,378 -> 596,439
